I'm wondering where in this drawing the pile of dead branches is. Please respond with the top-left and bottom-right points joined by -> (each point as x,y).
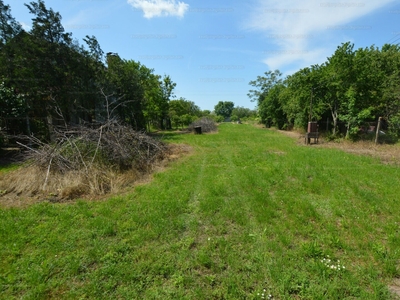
189,117 -> 218,133
3,119 -> 169,199
21,120 -> 168,173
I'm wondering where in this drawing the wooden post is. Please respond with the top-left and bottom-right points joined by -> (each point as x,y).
309,88 -> 313,122
375,117 -> 382,144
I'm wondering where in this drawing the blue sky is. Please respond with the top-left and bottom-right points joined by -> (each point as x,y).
8,0 -> 400,111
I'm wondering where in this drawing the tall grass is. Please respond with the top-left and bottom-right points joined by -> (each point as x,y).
1,123 -> 400,299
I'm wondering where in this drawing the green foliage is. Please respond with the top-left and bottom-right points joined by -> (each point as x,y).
259,83 -> 286,128
214,101 -> 234,119
25,0 -> 72,44
250,42 -> 400,139
0,81 -> 25,118
2,124 -> 400,298
105,54 -> 147,129
248,69 -> 283,105
215,115 -> 224,123
231,106 -> 256,119
201,109 -> 211,116
0,0 -> 22,46
169,98 -> 200,129
387,114 -> 400,137
0,1 -> 180,139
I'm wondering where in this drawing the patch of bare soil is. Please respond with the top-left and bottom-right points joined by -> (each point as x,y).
0,143 -> 192,208
276,129 -> 400,166
389,278 -> 400,299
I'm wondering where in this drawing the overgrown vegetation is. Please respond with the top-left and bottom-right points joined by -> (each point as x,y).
249,42 -> 400,140
0,0 -> 212,144
1,124 -> 400,299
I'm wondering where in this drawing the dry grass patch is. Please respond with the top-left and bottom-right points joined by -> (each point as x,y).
317,140 -> 400,165
276,129 -> 400,165
0,134 -> 192,208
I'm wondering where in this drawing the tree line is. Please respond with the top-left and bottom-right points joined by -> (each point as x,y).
213,101 -> 257,122
249,42 -> 400,139
0,0 -> 212,144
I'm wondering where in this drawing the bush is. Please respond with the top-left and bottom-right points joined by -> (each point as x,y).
378,132 -> 398,144
215,115 -> 224,123
231,115 -> 239,122
188,117 -> 217,133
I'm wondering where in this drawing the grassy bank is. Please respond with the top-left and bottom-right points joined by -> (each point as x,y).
1,123 -> 400,299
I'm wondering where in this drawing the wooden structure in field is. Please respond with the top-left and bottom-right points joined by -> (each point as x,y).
305,122 -> 319,145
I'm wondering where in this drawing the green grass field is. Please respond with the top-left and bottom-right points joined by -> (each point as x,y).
1,123 -> 400,299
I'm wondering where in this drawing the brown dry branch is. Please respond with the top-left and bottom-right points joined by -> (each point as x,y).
0,119 -> 170,202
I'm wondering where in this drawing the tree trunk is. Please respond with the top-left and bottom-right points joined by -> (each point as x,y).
26,114 -> 31,136
375,117 -> 382,144
47,114 -> 55,142
331,110 -> 338,135
345,121 -> 351,139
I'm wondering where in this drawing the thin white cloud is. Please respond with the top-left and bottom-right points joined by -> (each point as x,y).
246,0 -> 397,70
63,1 -> 122,33
19,22 -> 31,31
127,0 -> 189,19
263,48 -> 327,71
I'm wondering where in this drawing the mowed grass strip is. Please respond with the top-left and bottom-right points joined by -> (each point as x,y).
1,123 -> 400,299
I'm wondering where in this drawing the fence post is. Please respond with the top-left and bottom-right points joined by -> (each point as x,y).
375,117 -> 382,144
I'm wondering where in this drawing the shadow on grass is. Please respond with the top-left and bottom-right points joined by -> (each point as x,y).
149,130 -> 192,142
0,148 -> 23,170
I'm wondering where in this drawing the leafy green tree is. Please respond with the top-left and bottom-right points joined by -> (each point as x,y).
159,75 -> 176,129
169,97 -> 200,128
13,0 -> 89,139
377,44 -> 400,136
142,71 -> 163,131
248,70 -> 282,106
105,54 -> 146,129
258,83 -> 286,128
324,42 -> 357,135
0,0 -> 184,140
231,106 -> 256,120
0,0 -> 21,46
25,0 -> 71,45
249,41 -> 400,139
83,35 -> 104,63
248,70 -> 286,127
201,110 -> 211,116
0,81 -> 28,134
214,101 -> 234,119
